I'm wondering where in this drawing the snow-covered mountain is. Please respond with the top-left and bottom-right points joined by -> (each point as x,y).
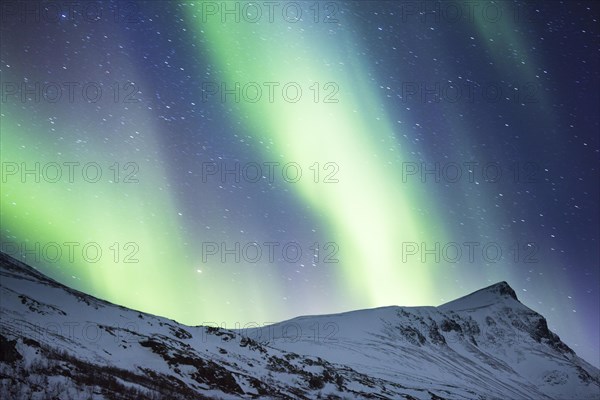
1,251 -> 598,399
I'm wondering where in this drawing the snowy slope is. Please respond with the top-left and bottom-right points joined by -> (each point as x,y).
246,282 -> 599,399
0,251 -> 598,399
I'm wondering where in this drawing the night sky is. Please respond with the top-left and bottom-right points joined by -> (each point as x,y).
1,1 -> 598,367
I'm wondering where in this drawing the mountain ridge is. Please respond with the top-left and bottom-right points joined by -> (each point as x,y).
443,280 -> 519,304
1,251 -> 598,399
438,280 -> 521,312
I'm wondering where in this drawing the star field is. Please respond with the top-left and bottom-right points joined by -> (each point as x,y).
1,1 -> 598,367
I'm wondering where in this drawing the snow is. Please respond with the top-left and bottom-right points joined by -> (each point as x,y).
1,253 -> 598,399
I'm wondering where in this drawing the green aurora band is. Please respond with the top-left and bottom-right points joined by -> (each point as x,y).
0,1 -> 589,359
186,2 -> 451,309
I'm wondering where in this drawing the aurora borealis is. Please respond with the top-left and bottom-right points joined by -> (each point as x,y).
1,0 -> 598,368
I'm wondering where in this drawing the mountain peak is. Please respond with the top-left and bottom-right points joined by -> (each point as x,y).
439,281 -> 519,311
480,281 -> 519,300
2,253 -> 599,399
